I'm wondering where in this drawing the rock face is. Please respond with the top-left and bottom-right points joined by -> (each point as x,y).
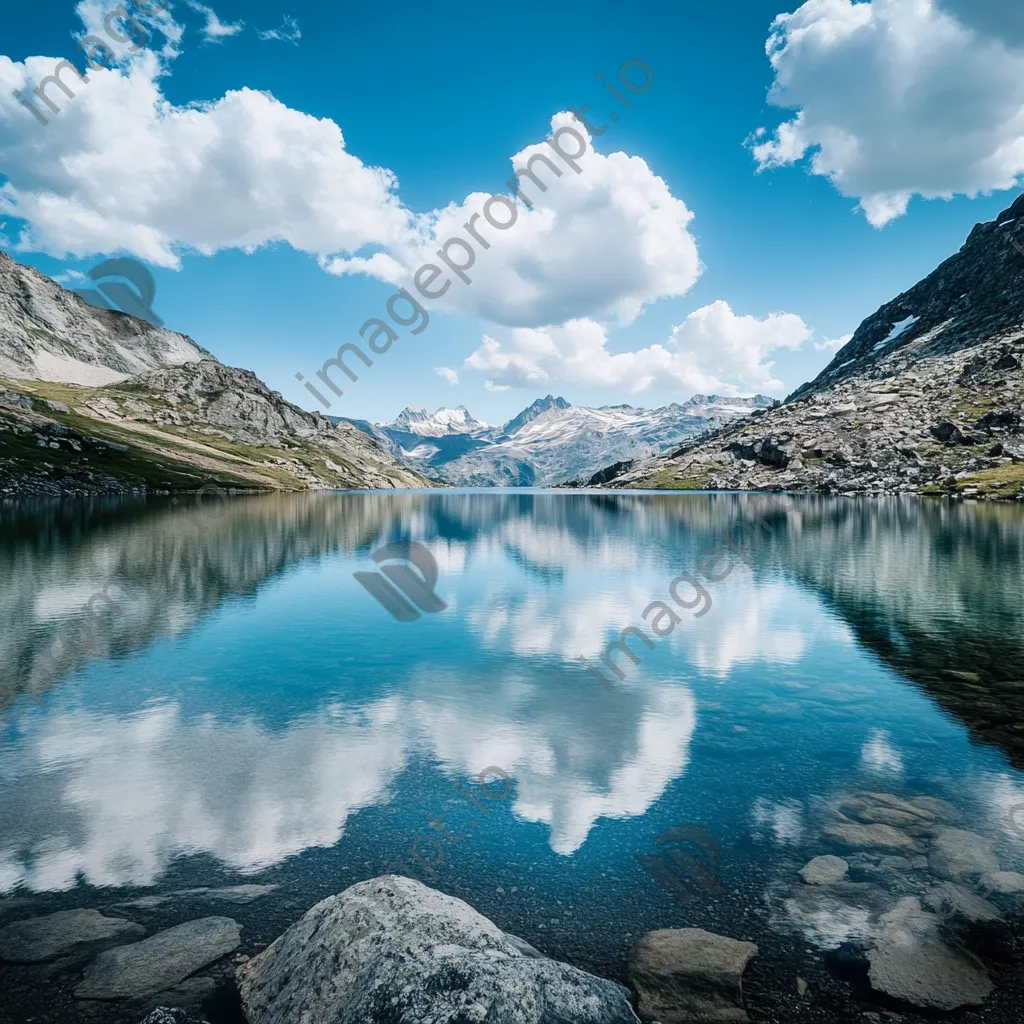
866,898 -> 992,1010
0,250 -> 211,385
0,908 -> 144,963
628,928 -> 758,1023
799,855 -> 849,885
75,916 -> 240,1001
597,197 -> 1024,501
238,876 -> 639,1024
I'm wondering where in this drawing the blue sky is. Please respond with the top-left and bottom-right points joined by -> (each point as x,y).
2,0 -> 1023,424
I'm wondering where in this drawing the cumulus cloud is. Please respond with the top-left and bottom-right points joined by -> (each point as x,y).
465,301 -> 810,395
750,0 -> 1024,225
0,57 -> 411,268
257,15 -> 301,44
325,113 -> 703,328
434,366 -> 459,385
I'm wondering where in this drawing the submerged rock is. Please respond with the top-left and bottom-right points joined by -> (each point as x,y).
980,870 -> 1024,893
866,898 -> 992,1010
75,916 -> 240,1001
237,876 -> 638,1024
0,908 -> 144,963
799,855 -> 849,885
928,827 -> 1000,881
824,821 -> 916,852
837,793 -> 935,829
629,928 -> 758,1023
923,882 -> 1002,925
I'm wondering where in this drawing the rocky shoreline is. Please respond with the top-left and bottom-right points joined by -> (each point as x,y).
1,786 -> 1022,1024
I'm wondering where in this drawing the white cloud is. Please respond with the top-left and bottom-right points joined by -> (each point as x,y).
257,15 -> 301,44
750,0 -> 1024,226
317,111 -> 703,328
483,380 -> 510,392
434,366 -> 459,385
814,332 -> 852,352
184,1 -> 244,40
465,301 -> 810,396
0,57 -> 411,268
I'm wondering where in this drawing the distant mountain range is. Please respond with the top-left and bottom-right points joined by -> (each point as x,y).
338,393 -> 776,486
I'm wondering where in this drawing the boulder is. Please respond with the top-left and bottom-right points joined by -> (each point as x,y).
75,917 -> 240,1001
0,908 -> 144,963
980,870 -> 1024,894
928,828 -> 1000,881
629,928 -> 758,1023
824,822 -> 916,852
836,792 -> 934,829
799,856 -> 849,885
237,876 -> 638,1024
867,898 -> 992,1010
923,882 -> 1001,925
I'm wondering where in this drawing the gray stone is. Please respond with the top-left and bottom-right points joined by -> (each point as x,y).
135,1010 -> 210,1024
824,821 -> 916,852
799,856 -> 849,885
928,828 -> 1000,881
980,870 -> 1024,893
0,909 -> 144,963
629,928 -> 758,1023
837,793 -> 934,829
923,882 -> 1002,924
867,898 -> 992,1010
906,796 -> 961,822
238,876 -> 638,1024
75,916 -> 240,1001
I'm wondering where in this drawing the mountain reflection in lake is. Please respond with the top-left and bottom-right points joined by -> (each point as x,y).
1,491 -> 1023,999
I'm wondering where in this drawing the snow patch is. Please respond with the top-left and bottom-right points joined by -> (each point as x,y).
873,315 -> 920,351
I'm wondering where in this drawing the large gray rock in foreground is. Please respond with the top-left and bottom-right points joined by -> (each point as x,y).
238,875 -> 639,1024
75,916 -> 240,1001
0,908 -> 144,963
629,928 -> 758,1023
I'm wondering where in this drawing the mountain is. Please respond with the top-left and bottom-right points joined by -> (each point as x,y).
343,394 -> 776,486
0,252 -> 426,495
389,405 -> 488,436
599,196 -> 1024,501
0,251 -> 211,385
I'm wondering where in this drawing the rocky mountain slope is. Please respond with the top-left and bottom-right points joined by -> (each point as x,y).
600,196 -> 1024,501
0,253 -> 426,495
344,394 -> 775,486
0,251 -> 212,385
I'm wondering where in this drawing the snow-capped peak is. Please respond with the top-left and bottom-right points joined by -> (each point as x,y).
388,405 -> 488,436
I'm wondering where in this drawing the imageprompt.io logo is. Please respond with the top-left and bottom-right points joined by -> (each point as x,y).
72,257 -> 164,327
355,542 -> 447,622
637,824 -> 727,905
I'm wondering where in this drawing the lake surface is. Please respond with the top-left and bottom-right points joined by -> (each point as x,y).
2,491 -> 1024,1020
